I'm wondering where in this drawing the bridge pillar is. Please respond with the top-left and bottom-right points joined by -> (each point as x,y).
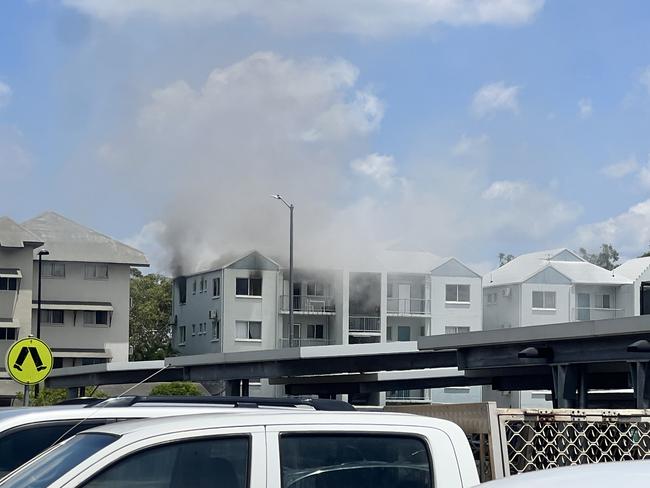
629,361 -> 650,408
551,364 -> 581,408
225,379 -> 242,396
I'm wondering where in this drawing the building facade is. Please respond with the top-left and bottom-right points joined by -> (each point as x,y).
0,212 -> 148,393
170,250 -> 482,405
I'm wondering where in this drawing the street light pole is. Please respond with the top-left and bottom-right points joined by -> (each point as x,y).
35,249 -> 49,398
272,195 -> 294,347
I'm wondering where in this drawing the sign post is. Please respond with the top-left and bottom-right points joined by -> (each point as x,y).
5,336 -> 53,407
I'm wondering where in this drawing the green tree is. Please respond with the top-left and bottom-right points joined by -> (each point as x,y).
130,269 -> 173,361
150,382 -> 203,396
639,248 -> 650,258
579,244 -> 620,271
498,253 -> 515,267
16,387 -> 106,406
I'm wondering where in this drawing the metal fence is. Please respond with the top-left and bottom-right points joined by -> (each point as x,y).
348,316 -> 381,333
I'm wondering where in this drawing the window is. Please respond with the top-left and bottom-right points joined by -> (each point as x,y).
486,292 -> 497,305
199,278 -> 204,293
397,326 -> 411,341
599,294 -> 611,309
192,279 -> 197,295
386,326 -> 393,341
84,264 -> 108,280
213,277 -> 221,297
532,291 -> 556,309
236,320 -> 262,340
420,326 -> 426,337
83,311 -> 109,326
41,310 -> 64,325
236,277 -> 262,296
446,284 -> 470,303
42,262 -> 65,278
280,434 -> 432,488
306,281 -> 324,296
306,324 -> 324,339
445,326 -> 470,334
0,328 -> 17,341
83,436 -> 250,488
0,278 -> 18,291
192,324 -> 196,336
212,319 -> 220,340
179,326 -> 186,345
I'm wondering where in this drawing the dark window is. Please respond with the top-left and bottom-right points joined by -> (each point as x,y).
236,278 -> 249,295
0,421 -> 109,478
82,436 -> 250,488
0,328 -> 17,340
0,433 -> 116,488
0,278 -> 18,291
250,278 -> 262,296
177,277 -> 187,304
213,277 -> 221,297
236,278 -> 262,296
280,434 -> 432,488
96,311 -> 108,325
53,358 -> 63,369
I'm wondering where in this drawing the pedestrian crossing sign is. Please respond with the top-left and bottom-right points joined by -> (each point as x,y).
6,337 -> 53,386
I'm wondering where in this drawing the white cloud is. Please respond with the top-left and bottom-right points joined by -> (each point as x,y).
0,126 -> 32,181
641,66 -> 650,94
574,199 -> 650,257
452,134 -> 489,156
351,153 -> 397,188
471,81 -> 519,118
62,0 -> 545,36
578,98 -> 593,118
0,82 -> 11,109
601,156 -> 639,179
123,221 -> 170,273
482,180 -> 528,200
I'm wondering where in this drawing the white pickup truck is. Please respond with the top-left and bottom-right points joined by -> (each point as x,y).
0,410 -> 480,488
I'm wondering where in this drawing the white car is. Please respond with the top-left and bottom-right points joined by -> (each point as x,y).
0,410 -> 480,488
479,461 -> 650,487
0,395 -> 351,477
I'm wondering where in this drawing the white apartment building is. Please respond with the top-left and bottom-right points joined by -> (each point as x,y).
170,250 -> 482,406
482,248 -> 634,407
0,212 -> 148,394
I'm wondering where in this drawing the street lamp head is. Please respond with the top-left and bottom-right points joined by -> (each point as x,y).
38,249 -> 50,257
271,194 -> 282,199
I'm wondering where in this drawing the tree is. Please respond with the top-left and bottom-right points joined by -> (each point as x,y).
130,270 -> 173,361
579,244 -> 620,271
640,248 -> 650,258
150,382 -> 202,396
15,387 -> 106,406
498,253 -> 515,267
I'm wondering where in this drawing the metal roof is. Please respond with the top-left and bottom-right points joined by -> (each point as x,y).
615,257 -> 650,281
484,248 -> 631,287
22,212 -> 148,266
0,217 -> 44,248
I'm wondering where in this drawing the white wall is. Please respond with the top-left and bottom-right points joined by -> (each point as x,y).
483,284 -> 521,329
430,275 -> 482,334
520,283 -> 571,326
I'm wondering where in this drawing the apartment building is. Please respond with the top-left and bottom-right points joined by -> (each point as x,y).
170,250 -> 482,405
482,248 -> 634,407
0,212 -> 148,393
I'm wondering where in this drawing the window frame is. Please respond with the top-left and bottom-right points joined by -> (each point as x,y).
236,277 -> 263,298
0,278 -> 18,291
532,290 -> 556,310
235,320 -> 262,341
0,328 -> 18,341
41,310 -> 65,326
178,326 -> 186,345
83,311 -> 109,327
213,277 -> 221,298
212,319 -> 220,342
445,284 -> 470,304
445,326 -> 470,335
42,262 -> 66,279
84,264 -> 108,280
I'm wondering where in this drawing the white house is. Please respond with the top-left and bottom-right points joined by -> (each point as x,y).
614,257 -> 650,316
0,212 -> 148,395
170,249 -> 483,406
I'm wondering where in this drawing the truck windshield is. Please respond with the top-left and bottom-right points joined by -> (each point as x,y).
0,433 -> 117,488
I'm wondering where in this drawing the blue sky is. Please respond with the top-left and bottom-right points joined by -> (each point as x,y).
2,0 -> 650,273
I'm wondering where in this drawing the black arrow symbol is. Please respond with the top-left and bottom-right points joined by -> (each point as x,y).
13,346 -> 47,372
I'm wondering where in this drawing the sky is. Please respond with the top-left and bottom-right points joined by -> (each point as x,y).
1,0 -> 650,274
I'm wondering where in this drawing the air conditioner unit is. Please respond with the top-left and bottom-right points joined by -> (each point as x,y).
208,310 -> 217,319
502,287 -> 511,297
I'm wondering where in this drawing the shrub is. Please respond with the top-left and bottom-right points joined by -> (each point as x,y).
149,382 -> 202,396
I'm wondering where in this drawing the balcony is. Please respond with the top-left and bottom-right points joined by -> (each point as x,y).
573,307 -> 624,322
279,295 -> 336,315
349,315 -> 381,335
278,338 -> 331,348
386,389 -> 428,403
387,298 -> 431,316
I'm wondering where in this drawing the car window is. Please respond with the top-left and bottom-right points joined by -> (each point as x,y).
0,420 -> 108,477
83,436 -> 250,488
280,434 -> 433,488
0,433 -> 117,488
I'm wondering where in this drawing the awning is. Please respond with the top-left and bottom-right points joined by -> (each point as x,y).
32,301 -> 113,312
0,321 -> 21,329
51,350 -> 112,359
0,269 -> 21,279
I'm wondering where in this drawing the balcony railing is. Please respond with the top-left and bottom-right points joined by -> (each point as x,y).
386,389 -> 428,403
573,307 -> 623,321
278,338 -> 331,348
349,316 -> 381,334
387,298 -> 431,315
279,295 -> 336,314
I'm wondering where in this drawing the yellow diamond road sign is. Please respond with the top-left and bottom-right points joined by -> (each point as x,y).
6,337 -> 53,386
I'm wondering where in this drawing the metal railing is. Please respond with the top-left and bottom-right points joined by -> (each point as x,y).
573,307 -> 623,321
279,295 -> 335,314
348,316 -> 381,333
387,298 -> 431,315
386,389 -> 428,402
278,338 -> 330,348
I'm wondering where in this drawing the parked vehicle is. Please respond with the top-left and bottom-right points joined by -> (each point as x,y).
0,395 -> 351,477
477,461 -> 650,487
0,410 -> 479,487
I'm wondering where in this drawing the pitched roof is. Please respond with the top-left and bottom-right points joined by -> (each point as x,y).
0,217 -> 43,248
614,257 -> 650,281
484,248 -> 632,287
22,212 -> 148,266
